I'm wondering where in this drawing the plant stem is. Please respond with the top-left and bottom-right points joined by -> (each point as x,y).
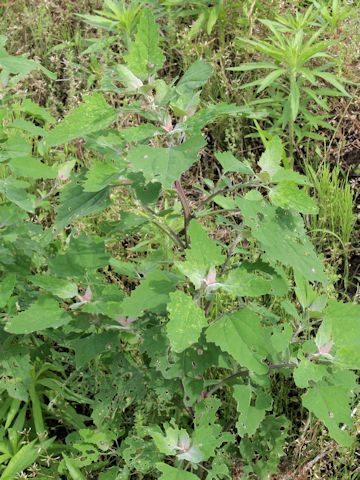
141,205 -> 186,250
203,361 -> 298,398
174,178 -> 192,247
197,180 -> 261,208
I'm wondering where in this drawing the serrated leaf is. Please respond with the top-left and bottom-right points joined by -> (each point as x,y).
176,220 -> 225,289
233,385 -> 272,436
215,151 -> 253,174
271,168 -> 311,185
316,300 -> 360,369
269,181 -> 318,214
206,308 -> 270,375
83,160 -> 121,192
192,398 -> 231,461
127,135 -> 205,188
236,193 -> 326,283
167,291 -> 207,353
43,93 -> 117,148
302,382 -> 354,447
293,359 -> 328,388
124,10 -> 164,79
6,297 -> 71,334
223,261 -> 288,297
185,102 -> 263,134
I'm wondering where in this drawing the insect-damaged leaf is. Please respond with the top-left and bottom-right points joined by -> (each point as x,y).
236,192 -> 326,283
302,370 -> 357,447
233,384 -> 272,436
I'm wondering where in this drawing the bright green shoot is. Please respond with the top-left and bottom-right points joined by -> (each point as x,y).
229,7 -> 350,161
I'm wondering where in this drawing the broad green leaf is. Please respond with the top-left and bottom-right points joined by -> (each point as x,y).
127,135 -> 205,189
223,261 -> 288,297
20,99 -> 56,124
0,52 -> 56,79
10,119 -> 45,137
206,308 -> 270,375
258,135 -> 283,180
68,332 -> 118,368
269,181 -> 318,214
30,275 -> 78,299
192,398 -> 232,461
83,160 -> 121,192
0,178 -> 36,213
233,385 -> 272,436
156,463 -> 198,480
316,300 -> 360,369
118,270 -> 177,318
55,180 -> 111,229
167,291 -> 207,353
236,193 -> 326,283
43,93 -> 117,148
0,273 -> 16,308
271,168 -> 311,185
49,235 -> 110,277
6,297 -> 71,334
185,103 -> 263,134
124,10 -> 164,79
302,379 -> 355,447
239,416 -> 289,479
176,220 -> 225,289
176,60 -> 213,93
9,156 -> 56,180
293,359 -> 328,388
150,423 -> 185,456
215,151 -> 253,174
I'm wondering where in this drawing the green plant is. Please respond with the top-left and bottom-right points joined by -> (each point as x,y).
77,0 -> 144,49
314,0 -> 352,30
229,7 -> 350,162
0,8 -> 359,480
306,161 -> 356,288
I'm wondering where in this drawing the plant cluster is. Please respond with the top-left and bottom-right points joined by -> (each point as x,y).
0,3 -> 358,480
